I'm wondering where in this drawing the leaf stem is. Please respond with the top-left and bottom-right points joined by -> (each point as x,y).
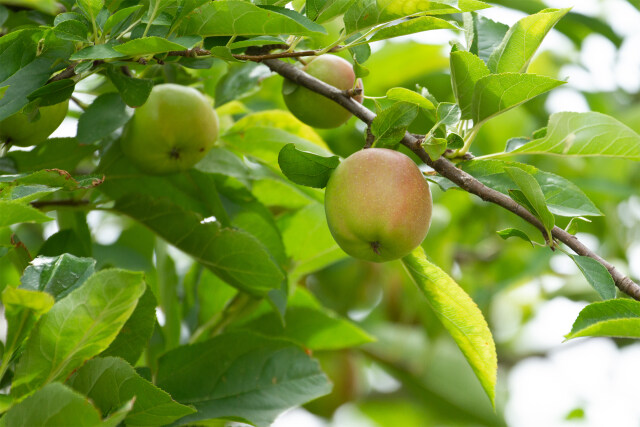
189,292 -> 259,343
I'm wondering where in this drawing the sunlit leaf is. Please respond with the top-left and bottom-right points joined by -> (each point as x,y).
401,247 -> 497,407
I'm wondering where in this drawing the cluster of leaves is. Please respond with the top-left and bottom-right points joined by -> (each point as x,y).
2,0 -> 640,425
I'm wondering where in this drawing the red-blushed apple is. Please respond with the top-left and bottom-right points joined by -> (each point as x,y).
120,84 -> 219,174
282,55 -> 363,129
324,148 -> 432,262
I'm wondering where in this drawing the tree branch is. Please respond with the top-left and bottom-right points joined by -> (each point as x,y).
261,57 -> 640,301
165,45 -> 341,61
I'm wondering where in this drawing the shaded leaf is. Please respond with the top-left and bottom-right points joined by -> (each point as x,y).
2,383 -> 131,426
69,357 -> 195,426
180,1 -> 326,36
277,143 -> 340,189
76,92 -> 129,143
570,255 -> 616,300
20,253 -> 96,300
157,331 -> 331,426
371,102 -> 418,148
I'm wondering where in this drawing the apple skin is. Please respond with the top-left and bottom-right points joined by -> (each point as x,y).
324,148 -> 432,262
121,83 -> 219,174
282,55 -> 362,129
0,101 -> 68,147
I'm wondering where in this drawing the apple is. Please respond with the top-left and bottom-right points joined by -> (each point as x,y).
120,83 -> 219,174
0,101 -> 68,147
282,55 -> 363,129
324,148 -> 432,262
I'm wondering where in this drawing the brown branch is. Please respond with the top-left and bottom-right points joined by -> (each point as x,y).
30,199 -> 90,209
48,63 -> 78,83
165,45 -> 341,62
261,57 -> 640,301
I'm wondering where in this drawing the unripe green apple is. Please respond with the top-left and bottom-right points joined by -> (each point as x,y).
324,148 -> 432,262
282,55 -> 363,129
121,83 -> 219,174
0,101 -> 68,147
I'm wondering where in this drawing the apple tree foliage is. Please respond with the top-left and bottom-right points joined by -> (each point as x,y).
0,0 -> 640,425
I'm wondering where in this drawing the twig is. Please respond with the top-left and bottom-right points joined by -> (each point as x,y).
30,199 -> 90,209
48,63 -> 78,83
164,45 -> 341,62
261,57 -> 640,301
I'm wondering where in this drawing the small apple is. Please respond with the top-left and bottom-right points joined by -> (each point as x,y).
120,83 -> 219,174
0,101 -> 68,147
324,148 -> 432,262
282,55 -> 363,129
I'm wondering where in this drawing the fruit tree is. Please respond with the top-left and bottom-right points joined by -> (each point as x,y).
1,0 -> 640,425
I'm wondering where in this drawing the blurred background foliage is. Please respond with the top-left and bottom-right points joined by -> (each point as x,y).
2,0 -> 640,425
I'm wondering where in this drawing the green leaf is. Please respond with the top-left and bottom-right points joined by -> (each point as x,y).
11,269 -> 146,397
450,50 -> 490,119
106,65 -> 153,107
180,1 -> 326,36
566,299 -> 640,339
447,132 -> 464,149
422,136 -> 447,161
460,159 -> 602,217
1,287 -> 54,373
113,36 -> 186,56
504,166 -> 555,236
401,247 -> 497,407
104,5 -> 144,34
277,143 -> 340,189
306,0 -> 355,23
436,102 -> 461,126
464,13 -> 508,63
343,0 -> 489,35
472,73 -> 564,124
570,255 -> 616,300
386,87 -> 435,111
100,286 -> 156,364
8,138 -> 98,173
27,80 -> 75,107
565,216 -> 591,235
369,16 -> 458,42
279,202 -> 347,282
54,19 -> 90,42
77,0 -> 104,21
69,357 -> 195,426
0,201 -> 52,227
499,112 -> 640,160
70,44 -> 125,60
371,102 -> 418,148
214,62 -> 272,107
0,34 -> 73,121
20,253 -> 96,300
2,383 -> 130,426
156,331 -> 331,426
0,0 -> 59,14
76,92 -> 129,143
234,288 -> 374,350
496,228 -> 534,246
113,194 -> 284,296
488,8 -> 570,73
